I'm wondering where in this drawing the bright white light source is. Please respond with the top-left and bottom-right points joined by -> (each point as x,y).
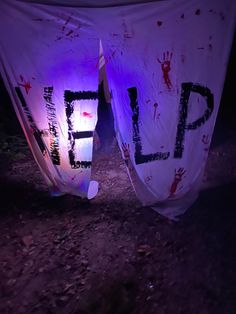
87,180 -> 99,199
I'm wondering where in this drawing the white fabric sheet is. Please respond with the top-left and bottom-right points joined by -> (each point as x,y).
0,0 -> 235,218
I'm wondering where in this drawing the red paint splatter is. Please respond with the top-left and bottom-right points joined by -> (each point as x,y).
29,127 -> 34,134
122,20 -> 134,39
145,176 -> 152,184
202,134 -> 209,145
160,145 -> 164,149
124,32 -> 133,39
208,44 -> 213,52
66,30 -> 74,36
202,134 -> 210,151
153,103 -> 160,120
108,50 -> 117,64
18,76 -> 32,94
170,168 -> 186,196
146,99 -> 151,104
62,15 -> 72,31
82,112 -> 92,118
195,9 -> 201,15
33,17 -> 54,22
157,21 -> 163,27
157,51 -> 173,90
181,14 -> 185,19
56,14 -> 80,41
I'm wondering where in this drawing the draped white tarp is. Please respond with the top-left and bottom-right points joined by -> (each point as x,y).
0,0 -> 235,219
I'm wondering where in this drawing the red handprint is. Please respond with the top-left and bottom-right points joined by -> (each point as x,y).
170,167 -> 186,196
157,51 -> 173,90
18,75 -> 32,94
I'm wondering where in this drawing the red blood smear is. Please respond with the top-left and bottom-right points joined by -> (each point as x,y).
82,112 -> 92,118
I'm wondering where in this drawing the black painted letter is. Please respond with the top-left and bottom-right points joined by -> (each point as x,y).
44,87 -> 60,165
174,83 -> 214,158
15,87 -> 47,156
128,87 -> 170,165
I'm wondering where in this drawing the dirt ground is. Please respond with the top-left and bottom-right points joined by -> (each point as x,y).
0,98 -> 236,314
